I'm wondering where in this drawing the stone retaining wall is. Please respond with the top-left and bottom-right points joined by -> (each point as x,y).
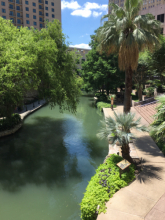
0,102 -> 47,138
0,122 -> 23,138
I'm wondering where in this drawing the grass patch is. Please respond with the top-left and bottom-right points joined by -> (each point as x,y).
80,154 -> 135,220
97,102 -> 116,112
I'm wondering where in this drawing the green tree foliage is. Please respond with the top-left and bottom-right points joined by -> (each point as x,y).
81,32 -> 124,95
133,52 -> 149,101
97,0 -> 161,113
97,112 -> 148,163
150,95 -> 165,154
0,18 -> 80,117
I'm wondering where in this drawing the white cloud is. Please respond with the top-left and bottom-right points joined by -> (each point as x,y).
71,9 -> 92,18
93,11 -> 102,17
61,0 -> 81,10
70,43 -> 91,49
62,1 -> 108,18
80,33 -> 89,38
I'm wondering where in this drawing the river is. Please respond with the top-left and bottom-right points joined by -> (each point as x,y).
0,95 -> 107,220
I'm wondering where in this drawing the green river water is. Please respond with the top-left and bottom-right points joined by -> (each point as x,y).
0,96 -> 107,220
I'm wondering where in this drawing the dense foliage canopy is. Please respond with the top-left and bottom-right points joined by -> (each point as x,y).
0,18 -> 80,117
97,0 -> 161,112
81,32 -> 124,95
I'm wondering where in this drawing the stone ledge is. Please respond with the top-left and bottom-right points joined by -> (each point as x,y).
0,102 -> 46,138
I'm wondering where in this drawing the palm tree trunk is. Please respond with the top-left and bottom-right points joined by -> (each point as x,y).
124,66 -> 133,113
121,143 -> 133,164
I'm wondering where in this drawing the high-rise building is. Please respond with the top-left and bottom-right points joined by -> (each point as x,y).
0,0 -> 61,30
108,0 -> 165,34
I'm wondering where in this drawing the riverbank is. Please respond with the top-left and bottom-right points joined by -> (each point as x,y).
0,100 -> 47,138
97,106 -> 165,220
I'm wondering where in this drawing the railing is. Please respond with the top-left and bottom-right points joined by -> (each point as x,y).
134,97 -> 155,107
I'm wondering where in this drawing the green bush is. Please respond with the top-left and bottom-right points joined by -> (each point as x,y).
80,154 -> 135,220
95,93 -> 107,101
0,113 -> 21,132
97,102 -> 116,112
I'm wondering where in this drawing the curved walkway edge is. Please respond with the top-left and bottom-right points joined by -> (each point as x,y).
97,106 -> 165,220
0,101 -> 47,138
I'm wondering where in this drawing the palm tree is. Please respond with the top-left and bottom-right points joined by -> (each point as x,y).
150,95 -> 165,140
97,0 -> 161,113
97,112 -> 148,163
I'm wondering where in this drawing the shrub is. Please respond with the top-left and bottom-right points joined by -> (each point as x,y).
0,113 -> 21,132
80,154 -> 135,220
97,102 -> 116,112
95,93 -> 107,102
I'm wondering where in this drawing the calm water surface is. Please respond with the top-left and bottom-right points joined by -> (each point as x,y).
0,96 -> 107,220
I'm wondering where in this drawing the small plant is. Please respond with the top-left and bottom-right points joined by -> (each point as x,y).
144,87 -> 155,97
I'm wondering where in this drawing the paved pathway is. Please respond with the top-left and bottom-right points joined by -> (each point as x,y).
97,106 -> 165,220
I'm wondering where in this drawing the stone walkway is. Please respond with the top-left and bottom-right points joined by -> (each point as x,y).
97,106 -> 165,220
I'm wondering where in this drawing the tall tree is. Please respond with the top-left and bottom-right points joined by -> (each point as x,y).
0,18 -> 80,117
97,0 -> 161,113
81,33 -> 124,95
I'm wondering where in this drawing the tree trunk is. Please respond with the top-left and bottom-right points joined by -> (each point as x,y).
121,143 -> 133,164
124,66 -> 133,113
138,86 -> 142,101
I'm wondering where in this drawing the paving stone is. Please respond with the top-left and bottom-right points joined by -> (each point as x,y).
145,208 -> 165,220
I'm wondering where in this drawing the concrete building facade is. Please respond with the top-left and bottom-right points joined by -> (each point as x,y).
68,47 -> 91,75
108,0 -> 165,34
0,0 -> 61,30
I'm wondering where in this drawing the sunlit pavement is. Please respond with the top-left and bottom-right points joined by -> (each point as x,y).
98,106 -> 165,220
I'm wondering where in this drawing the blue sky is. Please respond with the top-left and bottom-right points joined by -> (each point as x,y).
61,0 -> 108,49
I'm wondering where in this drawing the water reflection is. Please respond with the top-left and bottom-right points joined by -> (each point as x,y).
0,117 -> 82,192
0,96 -> 107,220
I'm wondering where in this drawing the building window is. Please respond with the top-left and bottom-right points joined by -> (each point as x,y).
17,12 -> 20,17
33,21 -> 37,25
39,17 -> 42,21
26,7 -> 29,11
16,6 -> 20,10
10,11 -> 14,15
39,5 -> 42,9
1,1 -> 5,6
52,8 -> 54,12
2,8 -> 6,13
26,20 -> 29,24
39,0 -> 42,2
16,0 -> 20,3
17,19 -> 21,24
51,2 -> 54,6
26,13 -> 29,17
10,18 -> 14,22
45,0 -> 48,4
25,0 -> 28,4
9,4 -> 13,9
45,7 -> 48,10
39,11 -> 42,15
52,14 -> 54,18
2,15 -> 6,19
33,15 -> 36,19
40,23 -> 42,28
161,28 -> 163,34
46,12 -> 48,16
157,14 -> 164,23
32,2 -> 36,6
33,9 -> 36,12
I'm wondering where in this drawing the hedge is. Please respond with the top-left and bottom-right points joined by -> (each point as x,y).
0,113 -> 21,132
96,102 -> 116,112
80,154 -> 135,220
